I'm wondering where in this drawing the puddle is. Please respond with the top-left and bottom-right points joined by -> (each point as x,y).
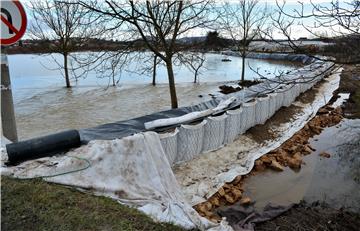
239,118 -> 360,212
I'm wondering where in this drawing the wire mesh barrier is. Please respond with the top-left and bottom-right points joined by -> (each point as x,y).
202,114 -> 227,153
158,61 -> 335,166
176,120 -> 207,163
224,108 -> 244,144
159,129 -> 179,166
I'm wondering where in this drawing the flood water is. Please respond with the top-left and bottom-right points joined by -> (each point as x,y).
242,118 -> 360,212
9,52 -> 298,139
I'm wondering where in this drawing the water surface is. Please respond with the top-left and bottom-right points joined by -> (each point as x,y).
8,52 -> 299,139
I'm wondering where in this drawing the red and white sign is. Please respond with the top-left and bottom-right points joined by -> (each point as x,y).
1,1 -> 27,45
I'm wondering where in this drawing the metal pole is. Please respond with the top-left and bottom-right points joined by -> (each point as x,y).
1,52 -> 18,142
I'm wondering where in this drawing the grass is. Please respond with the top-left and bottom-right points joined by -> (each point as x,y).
1,176 -> 186,231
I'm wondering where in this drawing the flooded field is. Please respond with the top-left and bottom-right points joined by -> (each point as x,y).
9,52 -> 298,139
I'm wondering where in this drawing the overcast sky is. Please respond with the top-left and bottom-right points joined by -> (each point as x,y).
20,0 -> 349,40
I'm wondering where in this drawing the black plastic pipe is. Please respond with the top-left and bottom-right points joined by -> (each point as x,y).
6,130 -> 81,165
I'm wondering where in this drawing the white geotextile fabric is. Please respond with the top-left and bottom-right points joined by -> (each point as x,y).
1,132 -> 232,231
176,120 -> 207,163
268,93 -> 278,118
203,114 -> 227,153
255,96 -> 270,125
159,129 -> 179,166
241,100 -> 257,131
224,108 -> 244,144
174,69 -> 342,205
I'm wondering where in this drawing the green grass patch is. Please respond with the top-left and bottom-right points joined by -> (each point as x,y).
1,176 -> 186,231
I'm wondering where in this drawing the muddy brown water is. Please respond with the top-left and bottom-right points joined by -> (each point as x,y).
238,118 -> 360,213
10,53 -> 299,140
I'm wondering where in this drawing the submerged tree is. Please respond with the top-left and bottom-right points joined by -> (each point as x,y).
78,0 -> 214,108
29,0 -> 104,88
176,52 -> 206,83
218,0 -> 269,83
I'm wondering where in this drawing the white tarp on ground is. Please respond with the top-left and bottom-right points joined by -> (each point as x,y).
1,132 -> 232,231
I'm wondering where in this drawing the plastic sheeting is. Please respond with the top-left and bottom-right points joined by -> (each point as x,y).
203,114 -> 227,153
1,132 -> 232,230
78,58 -> 334,143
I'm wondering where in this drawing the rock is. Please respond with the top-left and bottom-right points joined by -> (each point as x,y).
255,159 -> 263,166
308,145 -> 316,151
309,124 -> 322,134
319,152 -> 331,158
287,157 -> 302,169
231,175 -> 242,185
240,196 -> 251,205
293,152 -> 303,161
317,108 -> 329,114
209,196 -> 220,207
261,155 -> 272,165
289,145 -> 302,154
254,159 -> 265,171
303,145 -> 314,154
204,201 -> 212,211
270,160 -> 284,171
197,203 -> 209,214
255,164 -> 266,171
231,188 -> 242,200
224,194 -> 236,204
218,187 -> 226,196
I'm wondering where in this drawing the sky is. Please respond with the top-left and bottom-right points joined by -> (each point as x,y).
14,0 -> 351,40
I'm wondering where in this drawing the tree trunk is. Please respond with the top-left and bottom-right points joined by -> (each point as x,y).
194,71 -> 198,83
152,55 -> 157,86
63,53 -> 71,88
165,59 -> 178,108
241,54 -> 246,83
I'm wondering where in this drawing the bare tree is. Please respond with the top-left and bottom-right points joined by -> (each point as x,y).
176,52 -> 206,83
29,0 -> 104,88
78,0 -> 214,108
218,0 -> 268,83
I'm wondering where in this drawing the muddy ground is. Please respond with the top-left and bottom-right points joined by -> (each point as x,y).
195,65 -> 360,230
256,201 -> 360,231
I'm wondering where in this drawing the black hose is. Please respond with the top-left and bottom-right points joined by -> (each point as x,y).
6,130 -> 81,165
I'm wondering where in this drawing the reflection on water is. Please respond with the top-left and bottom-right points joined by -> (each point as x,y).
9,52 -> 298,139
242,119 -> 360,212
